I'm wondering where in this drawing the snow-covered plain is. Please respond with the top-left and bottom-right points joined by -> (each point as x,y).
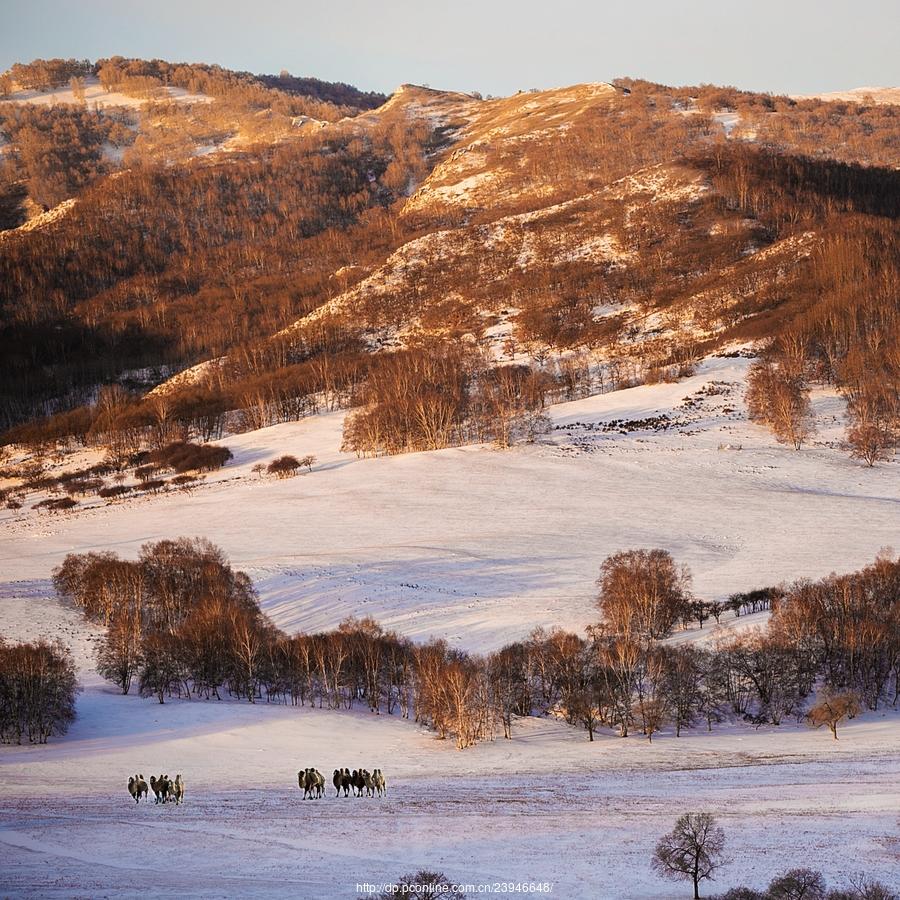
1,357 -> 898,898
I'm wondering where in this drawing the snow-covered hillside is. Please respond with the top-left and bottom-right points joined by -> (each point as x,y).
1,356 -> 898,898
2,357 -> 896,651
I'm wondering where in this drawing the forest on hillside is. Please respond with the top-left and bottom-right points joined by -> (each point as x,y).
0,64 -> 897,465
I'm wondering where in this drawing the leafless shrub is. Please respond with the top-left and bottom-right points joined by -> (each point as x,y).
267,455 -> 301,478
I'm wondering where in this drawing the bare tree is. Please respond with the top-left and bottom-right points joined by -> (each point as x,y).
652,812 -> 726,899
845,874 -> 899,900
806,690 -> 861,740
847,418 -> 897,466
660,646 -> 703,736
634,696 -> 668,742
572,686 -> 602,741
138,633 -> 183,704
845,392 -> 898,466
747,361 -> 815,450
96,616 -> 143,694
597,549 -> 692,641
69,76 -> 86,104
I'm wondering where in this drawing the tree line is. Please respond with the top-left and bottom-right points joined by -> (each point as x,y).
1,56 -> 379,119
52,540 -> 899,750
1,58 -> 92,92
2,337 -> 588,463
92,56 -> 367,119
341,344 -> 552,455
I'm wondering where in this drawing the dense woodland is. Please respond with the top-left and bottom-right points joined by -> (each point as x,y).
0,104 -> 131,208
0,57 -> 386,223
52,540 -> 899,750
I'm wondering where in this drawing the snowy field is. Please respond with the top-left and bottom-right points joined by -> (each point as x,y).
1,356 -> 899,897
1,357 -> 897,650
1,698 -> 897,898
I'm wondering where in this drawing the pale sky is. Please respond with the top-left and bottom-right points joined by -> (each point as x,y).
2,0 -> 898,97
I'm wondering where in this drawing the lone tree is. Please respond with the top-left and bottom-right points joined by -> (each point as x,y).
806,690 -> 861,740
635,696 -> 669,742
652,812 -> 726,899
597,549 -> 692,641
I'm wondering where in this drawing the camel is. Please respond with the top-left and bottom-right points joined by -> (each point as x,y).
312,768 -> 325,799
136,774 -> 149,802
299,768 -> 324,800
339,768 -> 352,797
128,775 -> 139,803
172,774 -> 184,805
373,769 -> 386,797
150,775 -> 173,803
298,768 -> 310,799
362,770 -> 375,797
332,769 -> 342,797
351,769 -> 365,797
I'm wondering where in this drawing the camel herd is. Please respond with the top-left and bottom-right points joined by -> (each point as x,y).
299,767 -> 387,799
126,774 -> 184,805
125,769 -> 386,804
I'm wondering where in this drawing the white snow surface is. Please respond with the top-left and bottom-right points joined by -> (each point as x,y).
793,86 -> 900,105
1,356 -> 898,898
712,110 -> 741,136
2,75 -> 212,109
